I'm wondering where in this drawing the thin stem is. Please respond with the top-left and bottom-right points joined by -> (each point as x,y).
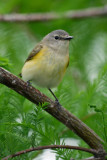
0,6 -> 107,22
2,145 -> 98,160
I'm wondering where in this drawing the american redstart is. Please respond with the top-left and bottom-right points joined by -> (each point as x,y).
21,30 -> 73,104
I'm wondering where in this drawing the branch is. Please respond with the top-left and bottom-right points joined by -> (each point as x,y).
0,67 -> 105,158
2,145 -> 98,160
0,6 -> 107,22
83,157 -> 102,160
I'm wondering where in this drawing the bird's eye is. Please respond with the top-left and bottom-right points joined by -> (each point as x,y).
55,36 -> 59,40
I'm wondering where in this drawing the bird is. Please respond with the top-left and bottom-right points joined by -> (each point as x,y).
21,29 -> 73,104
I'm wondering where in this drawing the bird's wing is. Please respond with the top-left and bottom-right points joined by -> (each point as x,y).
19,43 -> 43,77
25,43 -> 43,62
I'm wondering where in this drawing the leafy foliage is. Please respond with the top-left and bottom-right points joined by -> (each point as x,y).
0,0 -> 107,159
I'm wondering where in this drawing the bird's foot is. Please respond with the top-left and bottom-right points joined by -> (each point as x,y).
27,80 -> 32,87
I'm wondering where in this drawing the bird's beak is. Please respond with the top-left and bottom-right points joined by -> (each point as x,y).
63,36 -> 74,40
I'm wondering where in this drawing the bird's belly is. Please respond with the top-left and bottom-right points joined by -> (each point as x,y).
22,52 -> 69,88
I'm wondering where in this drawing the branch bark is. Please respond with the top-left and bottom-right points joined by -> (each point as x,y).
2,145 -> 98,160
0,6 -> 107,22
0,67 -> 106,159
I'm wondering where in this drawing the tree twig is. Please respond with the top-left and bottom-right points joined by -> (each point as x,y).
0,6 -> 107,22
2,145 -> 98,160
0,67 -> 106,159
82,157 -> 102,160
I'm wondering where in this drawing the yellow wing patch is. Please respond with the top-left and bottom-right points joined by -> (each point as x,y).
25,44 -> 43,62
23,46 -> 48,69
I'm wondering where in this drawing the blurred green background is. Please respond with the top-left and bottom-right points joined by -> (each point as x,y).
0,0 -> 107,159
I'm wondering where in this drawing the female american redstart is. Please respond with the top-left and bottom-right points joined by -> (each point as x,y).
21,30 -> 73,103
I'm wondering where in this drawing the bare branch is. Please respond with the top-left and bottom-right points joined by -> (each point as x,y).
0,6 -> 107,22
2,145 -> 98,160
0,67 -> 106,159
83,157 -> 102,160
